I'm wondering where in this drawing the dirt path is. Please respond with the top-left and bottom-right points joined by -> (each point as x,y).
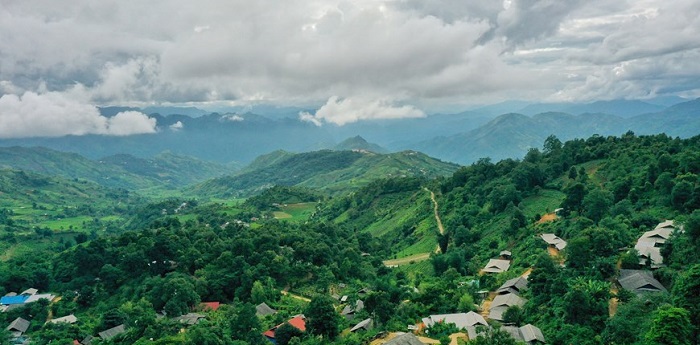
424,188 -> 445,236
609,285 -> 619,317
280,289 -> 311,302
383,252 -> 430,267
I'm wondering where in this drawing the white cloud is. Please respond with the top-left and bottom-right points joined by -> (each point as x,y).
169,121 -> 184,131
222,114 -> 244,122
0,91 -> 156,138
300,96 -> 425,126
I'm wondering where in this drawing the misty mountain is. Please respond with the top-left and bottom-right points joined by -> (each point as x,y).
413,98 -> 700,164
518,99 -> 667,117
188,149 -> 459,198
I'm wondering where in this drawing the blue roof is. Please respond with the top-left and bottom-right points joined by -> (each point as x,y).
0,295 -> 28,305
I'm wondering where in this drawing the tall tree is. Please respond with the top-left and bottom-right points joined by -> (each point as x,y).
644,305 -> 692,345
305,296 -> 340,339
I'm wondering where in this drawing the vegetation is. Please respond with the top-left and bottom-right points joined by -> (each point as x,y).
1,132 -> 700,344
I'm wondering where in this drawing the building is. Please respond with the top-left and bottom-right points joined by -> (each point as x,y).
482,259 -> 511,274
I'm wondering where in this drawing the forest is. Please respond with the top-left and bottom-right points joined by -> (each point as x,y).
0,132 -> 699,345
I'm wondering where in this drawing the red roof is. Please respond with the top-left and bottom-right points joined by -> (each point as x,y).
263,315 -> 306,338
288,315 -> 306,332
201,302 -> 220,311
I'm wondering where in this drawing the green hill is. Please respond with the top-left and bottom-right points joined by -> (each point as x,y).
188,149 -> 460,198
0,146 -> 234,190
334,135 -> 387,153
0,168 -> 144,239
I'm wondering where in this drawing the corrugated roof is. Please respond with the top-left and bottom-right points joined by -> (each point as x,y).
25,294 -> 55,304
384,333 -> 426,345
255,302 -> 277,317
98,324 -> 125,340
6,317 -> 30,333
619,269 -> 667,294
201,301 -> 220,311
520,324 -> 546,343
49,314 -> 78,324
174,313 -> 205,325
350,318 -> 373,332
496,277 -> 528,295
540,233 -> 567,249
491,293 -> 527,308
422,312 -> 487,329
20,288 -> 38,296
482,259 -> 511,273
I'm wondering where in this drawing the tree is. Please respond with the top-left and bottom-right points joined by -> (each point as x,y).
644,305 -> 692,345
275,322 -> 304,345
502,305 -> 524,326
468,325 -> 517,345
672,264 -> 700,342
305,296 -> 340,339
583,188 -> 613,223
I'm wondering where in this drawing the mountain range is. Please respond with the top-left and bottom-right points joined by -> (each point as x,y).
1,98 -> 698,166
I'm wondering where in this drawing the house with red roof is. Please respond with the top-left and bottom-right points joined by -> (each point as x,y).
263,314 -> 306,343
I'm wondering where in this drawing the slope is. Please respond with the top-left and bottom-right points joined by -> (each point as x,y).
189,149 -> 460,198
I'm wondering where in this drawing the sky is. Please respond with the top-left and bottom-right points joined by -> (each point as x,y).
1,0 -> 699,135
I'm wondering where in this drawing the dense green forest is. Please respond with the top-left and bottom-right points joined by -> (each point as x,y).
1,133 -> 700,344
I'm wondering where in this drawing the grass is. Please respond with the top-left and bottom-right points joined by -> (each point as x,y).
519,189 -> 566,219
273,203 -> 316,221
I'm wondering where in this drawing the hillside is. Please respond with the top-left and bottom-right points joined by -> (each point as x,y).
0,146 -> 233,190
188,149 -> 459,198
0,169 -> 143,241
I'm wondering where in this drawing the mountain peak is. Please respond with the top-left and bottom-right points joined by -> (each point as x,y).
334,136 -> 387,153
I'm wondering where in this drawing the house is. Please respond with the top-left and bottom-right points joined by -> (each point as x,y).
540,233 -> 567,250
500,250 -> 512,259
502,324 -> 546,344
341,300 -> 364,320
48,314 -> 78,324
383,333 -> 427,345
350,318 -> 373,332
488,293 -> 527,321
633,221 -> 679,268
6,317 -> 30,336
421,311 -> 487,330
482,259 -> 511,274
256,302 -> 278,317
98,324 -> 126,341
263,315 -> 306,343
174,313 -> 206,325
618,269 -> 667,294
80,335 -> 94,345
496,276 -> 528,295
200,301 -> 221,311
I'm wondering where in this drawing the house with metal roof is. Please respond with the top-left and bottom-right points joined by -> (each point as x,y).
256,302 -> 277,317
383,333 -> 427,345
502,324 -> 546,344
540,233 -> 567,250
350,318 -> 373,332
496,276 -> 528,295
6,317 -> 30,336
421,311 -> 488,330
482,259 -> 511,274
341,300 -> 364,320
0,295 -> 29,305
618,269 -> 667,294
48,314 -> 78,324
263,314 -> 306,343
98,324 -> 126,341
488,293 -> 527,321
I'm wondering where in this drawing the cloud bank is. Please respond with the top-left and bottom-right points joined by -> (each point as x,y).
300,96 -> 425,126
0,0 -> 697,135
0,91 -> 156,138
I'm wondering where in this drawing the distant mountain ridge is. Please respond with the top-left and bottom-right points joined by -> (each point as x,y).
0,146 -> 234,190
414,98 -> 700,164
334,136 -> 387,153
188,149 -> 459,198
